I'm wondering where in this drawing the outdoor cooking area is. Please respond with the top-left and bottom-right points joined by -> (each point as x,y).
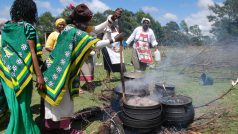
34,42 -> 237,134
0,42 -> 237,134
111,74 -> 195,133
92,43 -> 238,134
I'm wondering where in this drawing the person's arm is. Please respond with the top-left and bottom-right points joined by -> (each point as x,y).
93,32 -> 124,49
126,27 -> 138,45
92,15 -> 114,34
25,23 -> 45,90
87,8 -> 123,34
101,26 -> 113,48
28,40 -> 45,90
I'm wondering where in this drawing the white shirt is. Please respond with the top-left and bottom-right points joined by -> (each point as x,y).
126,26 -> 158,48
102,26 -> 124,64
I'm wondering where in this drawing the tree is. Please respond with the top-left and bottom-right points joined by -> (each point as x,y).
109,9 -> 138,38
189,25 -> 203,45
208,0 -> 238,40
165,21 -> 180,31
189,25 -> 202,37
36,12 -> 55,44
91,12 -> 107,26
180,20 -> 189,34
161,21 -> 183,46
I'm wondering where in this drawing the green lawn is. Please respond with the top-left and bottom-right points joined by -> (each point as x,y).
1,46 -> 238,133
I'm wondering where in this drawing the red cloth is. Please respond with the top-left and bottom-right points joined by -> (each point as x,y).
45,119 -> 70,129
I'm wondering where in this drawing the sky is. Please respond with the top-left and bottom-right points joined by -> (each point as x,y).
0,0 -> 224,35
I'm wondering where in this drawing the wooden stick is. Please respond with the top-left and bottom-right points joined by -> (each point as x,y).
120,41 -> 126,101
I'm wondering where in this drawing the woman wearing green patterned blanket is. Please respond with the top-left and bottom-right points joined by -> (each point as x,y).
0,0 -> 45,134
40,3 -> 124,133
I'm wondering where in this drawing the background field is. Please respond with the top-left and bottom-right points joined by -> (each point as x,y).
0,44 -> 238,134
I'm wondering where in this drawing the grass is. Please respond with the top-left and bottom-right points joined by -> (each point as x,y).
0,46 -> 238,133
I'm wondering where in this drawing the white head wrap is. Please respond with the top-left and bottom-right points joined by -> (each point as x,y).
141,17 -> 150,24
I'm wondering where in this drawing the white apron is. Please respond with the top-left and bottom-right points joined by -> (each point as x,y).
106,32 -> 124,64
135,33 -> 153,63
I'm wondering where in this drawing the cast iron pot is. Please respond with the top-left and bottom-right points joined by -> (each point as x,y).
113,86 -> 147,97
161,95 -> 195,128
111,85 -> 147,112
119,111 -> 163,129
155,82 -> 175,97
122,100 -> 162,120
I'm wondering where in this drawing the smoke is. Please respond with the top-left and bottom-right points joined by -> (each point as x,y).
155,39 -> 238,107
117,38 -> 237,110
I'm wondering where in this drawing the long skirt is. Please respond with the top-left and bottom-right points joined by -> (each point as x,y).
80,56 -> 94,82
1,80 -> 40,134
44,90 -> 73,129
101,47 -> 126,73
44,90 -> 73,120
131,48 -> 147,71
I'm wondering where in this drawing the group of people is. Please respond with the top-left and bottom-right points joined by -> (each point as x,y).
0,0 -> 159,134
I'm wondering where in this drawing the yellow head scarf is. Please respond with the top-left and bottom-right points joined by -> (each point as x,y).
55,18 -> 66,27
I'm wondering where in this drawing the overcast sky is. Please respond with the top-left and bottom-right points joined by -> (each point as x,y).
0,0 -> 224,35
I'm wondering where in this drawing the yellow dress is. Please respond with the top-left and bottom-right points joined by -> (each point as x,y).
45,31 -> 60,49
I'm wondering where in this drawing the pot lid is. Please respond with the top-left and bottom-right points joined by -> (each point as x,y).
114,80 -> 148,95
161,95 -> 192,106
124,71 -> 145,79
155,82 -> 175,88
114,85 -> 146,96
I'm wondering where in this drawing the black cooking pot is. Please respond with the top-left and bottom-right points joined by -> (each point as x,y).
119,111 -> 163,129
113,86 -> 147,96
155,82 -> 175,97
122,100 -> 162,120
161,95 -> 195,128
111,84 -> 147,112
119,99 -> 163,133
114,79 -> 149,96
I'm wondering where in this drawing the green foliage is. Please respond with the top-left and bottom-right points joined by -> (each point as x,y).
180,20 -> 189,34
208,0 -> 238,40
165,21 -> 180,31
118,9 -> 139,38
161,21 -> 189,46
91,12 -> 107,26
36,12 -> 55,44
160,20 -> 210,46
34,7 -> 215,46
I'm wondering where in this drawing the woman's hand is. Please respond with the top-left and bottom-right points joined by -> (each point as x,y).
111,8 -> 123,21
114,32 -> 125,42
36,75 -> 45,90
